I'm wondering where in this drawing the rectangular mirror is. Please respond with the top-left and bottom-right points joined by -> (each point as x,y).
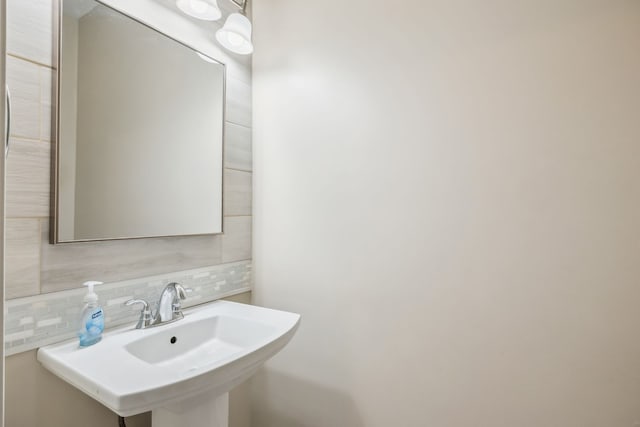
54,0 -> 225,243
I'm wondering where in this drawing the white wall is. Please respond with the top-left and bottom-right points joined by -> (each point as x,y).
252,1 -> 640,426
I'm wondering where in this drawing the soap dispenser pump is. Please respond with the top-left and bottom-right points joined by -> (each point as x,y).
78,281 -> 105,347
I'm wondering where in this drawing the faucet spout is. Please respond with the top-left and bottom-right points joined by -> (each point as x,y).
153,282 -> 191,325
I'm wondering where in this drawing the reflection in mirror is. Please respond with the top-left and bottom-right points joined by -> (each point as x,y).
56,0 -> 225,243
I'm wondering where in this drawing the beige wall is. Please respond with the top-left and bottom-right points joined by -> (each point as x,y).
5,293 -> 252,427
252,0 -> 640,426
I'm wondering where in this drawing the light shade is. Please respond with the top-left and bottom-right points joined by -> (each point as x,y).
215,13 -> 253,55
176,0 -> 221,21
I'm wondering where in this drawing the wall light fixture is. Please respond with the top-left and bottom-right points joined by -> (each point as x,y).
216,0 -> 253,55
176,0 -> 222,21
176,0 -> 253,55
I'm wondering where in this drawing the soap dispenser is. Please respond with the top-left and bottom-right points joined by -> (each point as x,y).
78,281 -> 104,347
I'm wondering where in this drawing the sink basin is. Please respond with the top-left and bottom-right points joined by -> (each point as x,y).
37,301 -> 300,425
125,315 -> 277,368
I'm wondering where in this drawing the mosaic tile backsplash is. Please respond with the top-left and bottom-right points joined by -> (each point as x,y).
4,260 -> 252,356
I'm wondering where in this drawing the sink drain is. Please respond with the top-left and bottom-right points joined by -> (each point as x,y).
170,336 -> 177,344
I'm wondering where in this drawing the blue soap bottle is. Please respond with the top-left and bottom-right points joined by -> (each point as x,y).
78,281 -> 104,347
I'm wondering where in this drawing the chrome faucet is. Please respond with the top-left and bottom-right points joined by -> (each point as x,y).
124,282 -> 192,329
154,282 -> 190,323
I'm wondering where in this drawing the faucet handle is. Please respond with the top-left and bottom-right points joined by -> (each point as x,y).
124,299 -> 149,310
124,299 -> 152,329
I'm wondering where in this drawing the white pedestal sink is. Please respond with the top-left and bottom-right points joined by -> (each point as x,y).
37,301 -> 300,427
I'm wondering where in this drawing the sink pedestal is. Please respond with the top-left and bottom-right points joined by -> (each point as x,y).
152,391 -> 229,427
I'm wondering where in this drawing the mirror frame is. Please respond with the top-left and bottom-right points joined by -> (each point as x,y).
51,0 -> 227,244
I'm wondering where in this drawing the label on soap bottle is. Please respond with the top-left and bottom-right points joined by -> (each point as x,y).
79,307 -> 104,347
